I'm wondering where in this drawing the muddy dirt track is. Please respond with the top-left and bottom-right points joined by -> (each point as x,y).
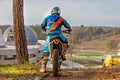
1,67 -> 120,80
39,68 -> 120,80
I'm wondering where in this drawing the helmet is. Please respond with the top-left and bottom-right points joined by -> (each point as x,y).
51,7 -> 61,15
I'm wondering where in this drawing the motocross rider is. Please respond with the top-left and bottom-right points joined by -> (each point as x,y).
40,6 -> 72,72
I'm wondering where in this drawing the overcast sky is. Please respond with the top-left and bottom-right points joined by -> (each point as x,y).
0,0 -> 120,26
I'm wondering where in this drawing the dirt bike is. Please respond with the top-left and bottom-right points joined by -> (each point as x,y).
49,30 -> 70,77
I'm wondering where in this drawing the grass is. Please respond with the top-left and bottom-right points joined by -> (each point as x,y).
72,57 -> 98,61
67,53 -> 103,67
67,52 -> 104,61
72,57 -> 103,67
0,64 -> 40,77
113,56 -> 120,58
76,53 -> 103,56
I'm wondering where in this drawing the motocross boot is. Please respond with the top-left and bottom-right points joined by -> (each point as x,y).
61,43 -> 68,61
39,55 -> 49,73
61,52 -> 66,61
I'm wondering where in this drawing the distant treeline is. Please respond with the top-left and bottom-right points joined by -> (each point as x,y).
30,25 -> 46,40
71,25 -> 120,44
1,25 -> 120,43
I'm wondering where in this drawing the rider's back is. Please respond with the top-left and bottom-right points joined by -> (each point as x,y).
46,14 -> 62,34
41,14 -> 71,35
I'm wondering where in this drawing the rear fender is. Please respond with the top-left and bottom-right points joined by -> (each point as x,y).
49,37 -> 62,55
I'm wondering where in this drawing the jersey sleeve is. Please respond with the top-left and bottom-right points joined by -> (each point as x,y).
63,19 -> 72,31
40,17 -> 48,29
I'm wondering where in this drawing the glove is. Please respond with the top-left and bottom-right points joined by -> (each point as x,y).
68,29 -> 71,32
42,28 -> 46,34
62,30 -> 71,34
42,28 -> 46,32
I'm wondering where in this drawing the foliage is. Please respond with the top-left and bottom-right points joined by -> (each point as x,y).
0,64 -> 40,77
113,56 -> 120,58
73,57 -> 98,61
105,40 -> 112,51
105,39 -> 119,51
77,53 -> 103,56
95,28 -> 103,34
71,26 -> 120,44
31,25 -> 46,40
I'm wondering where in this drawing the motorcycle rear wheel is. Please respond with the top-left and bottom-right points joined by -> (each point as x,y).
52,49 -> 59,77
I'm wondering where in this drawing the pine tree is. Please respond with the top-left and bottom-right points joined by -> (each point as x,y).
13,0 -> 29,64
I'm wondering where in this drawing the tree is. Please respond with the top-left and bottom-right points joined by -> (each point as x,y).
13,0 -> 29,64
31,25 -> 46,40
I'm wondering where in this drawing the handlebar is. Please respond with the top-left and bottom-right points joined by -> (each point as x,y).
42,29 -> 71,34
62,30 -> 71,34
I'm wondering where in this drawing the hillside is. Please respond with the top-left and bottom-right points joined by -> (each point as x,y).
74,34 -> 120,55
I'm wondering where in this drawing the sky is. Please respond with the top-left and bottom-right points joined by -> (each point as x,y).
0,0 -> 120,27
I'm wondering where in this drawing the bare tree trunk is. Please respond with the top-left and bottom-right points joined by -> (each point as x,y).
101,32 -> 103,40
13,0 -> 29,64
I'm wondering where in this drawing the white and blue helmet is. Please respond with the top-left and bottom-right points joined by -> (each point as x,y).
51,6 -> 61,15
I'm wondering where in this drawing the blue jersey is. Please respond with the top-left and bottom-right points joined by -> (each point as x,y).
41,14 -> 71,35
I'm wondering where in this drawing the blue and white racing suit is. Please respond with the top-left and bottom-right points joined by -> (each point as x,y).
41,14 -> 71,55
